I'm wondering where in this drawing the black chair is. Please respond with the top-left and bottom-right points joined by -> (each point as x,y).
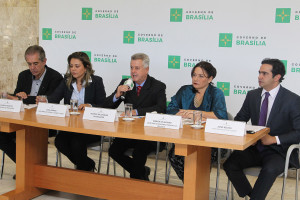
226,144 -> 300,200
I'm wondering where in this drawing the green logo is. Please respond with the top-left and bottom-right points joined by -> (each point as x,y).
123,31 -> 135,44
275,8 -> 291,23
170,8 -> 183,22
166,101 -> 171,107
82,51 -> 91,61
217,82 -> 230,96
168,56 -> 181,69
280,60 -> 287,74
42,28 -> 52,40
82,8 -> 92,20
122,75 -> 131,79
219,33 -> 232,47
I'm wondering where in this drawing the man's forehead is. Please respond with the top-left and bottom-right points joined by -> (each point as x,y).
26,53 -> 40,59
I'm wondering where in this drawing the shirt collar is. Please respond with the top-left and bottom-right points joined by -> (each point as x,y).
261,84 -> 280,98
136,80 -> 146,87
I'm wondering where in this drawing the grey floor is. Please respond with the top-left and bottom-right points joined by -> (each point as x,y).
0,138 -> 298,200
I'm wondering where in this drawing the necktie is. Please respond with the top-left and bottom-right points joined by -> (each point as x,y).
257,92 -> 270,151
137,86 -> 142,96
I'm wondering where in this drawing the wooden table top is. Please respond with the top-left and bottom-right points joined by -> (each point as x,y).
0,108 -> 269,150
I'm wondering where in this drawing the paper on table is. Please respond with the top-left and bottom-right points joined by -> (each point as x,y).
246,124 -> 265,133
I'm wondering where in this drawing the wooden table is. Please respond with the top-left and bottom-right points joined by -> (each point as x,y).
0,108 -> 269,200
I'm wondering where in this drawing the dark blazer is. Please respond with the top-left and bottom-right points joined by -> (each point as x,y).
13,65 -> 63,104
235,86 -> 300,167
47,75 -> 106,107
104,75 -> 166,116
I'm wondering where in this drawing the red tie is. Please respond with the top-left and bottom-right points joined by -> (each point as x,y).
137,86 -> 142,96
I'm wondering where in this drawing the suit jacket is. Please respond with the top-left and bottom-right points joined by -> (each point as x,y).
13,65 -> 63,104
104,75 -> 166,116
235,86 -> 300,167
47,75 -> 106,107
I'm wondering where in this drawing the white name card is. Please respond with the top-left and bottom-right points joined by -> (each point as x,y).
205,118 -> 246,136
36,103 -> 69,117
0,99 -> 24,112
144,113 -> 182,129
83,107 -> 118,122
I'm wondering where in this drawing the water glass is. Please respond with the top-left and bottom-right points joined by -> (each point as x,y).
1,92 -> 8,99
124,103 -> 133,118
37,95 -> 47,103
193,110 -> 202,125
70,99 -> 79,113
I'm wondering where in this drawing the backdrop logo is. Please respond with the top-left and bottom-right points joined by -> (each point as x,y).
233,85 -> 256,95
95,10 -> 118,19
138,33 -> 163,43
42,28 -> 52,40
184,58 -> 211,68
94,53 -> 118,63
290,61 -> 300,73
82,8 -> 93,20
217,82 -> 230,96
123,31 -> 135,44
219,33 -> 232,47
280,60 -> 287,74
186,11 -> 214,21
168,56 -> 181,69
82,51 -> 91,61
275,8 -> 291,23
170,8 -> 183,22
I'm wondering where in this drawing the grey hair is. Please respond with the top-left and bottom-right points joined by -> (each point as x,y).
131,53 -> 150,68
24,45 -> 46,61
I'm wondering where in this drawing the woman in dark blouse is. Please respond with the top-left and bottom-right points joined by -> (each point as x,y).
167,61 -> 228,181
46,52 -> 106,171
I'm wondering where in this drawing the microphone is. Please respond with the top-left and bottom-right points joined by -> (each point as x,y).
121,78 -> 134,100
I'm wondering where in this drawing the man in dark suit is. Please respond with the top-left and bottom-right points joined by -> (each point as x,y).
0,45 -> 62,171
223,59 -> 300,200
104,53 -> 166,180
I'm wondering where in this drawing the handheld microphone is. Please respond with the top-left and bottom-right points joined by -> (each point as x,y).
121,78 -> 134,100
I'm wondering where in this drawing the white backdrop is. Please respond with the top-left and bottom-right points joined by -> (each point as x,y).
39,0 -> 300,116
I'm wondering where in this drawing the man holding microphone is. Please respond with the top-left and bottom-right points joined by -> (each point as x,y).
104,53 -> 166,180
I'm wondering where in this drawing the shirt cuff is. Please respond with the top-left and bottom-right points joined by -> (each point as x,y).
113,94 -> 119,103
275,136 -> 281,145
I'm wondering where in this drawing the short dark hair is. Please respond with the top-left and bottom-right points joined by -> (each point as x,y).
261,58 -> 285,82
191,61 -> 217,82
24,45 -> 46,61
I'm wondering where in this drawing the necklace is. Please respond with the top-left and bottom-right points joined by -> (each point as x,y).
194,93 -> 203,108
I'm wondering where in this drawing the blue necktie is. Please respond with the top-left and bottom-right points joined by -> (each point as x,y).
257,92 -> 270,151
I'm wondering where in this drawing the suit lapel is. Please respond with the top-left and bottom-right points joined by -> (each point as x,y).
135,76 -> 150,106
25,74 -> 33,94
267,86 -> 283,126
254,88 -> 262,125
84,81 -> 92,103
38,68 -> 49,95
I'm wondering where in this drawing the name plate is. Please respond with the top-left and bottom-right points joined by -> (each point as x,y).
36,103 -> 69,117
144,113 -> 182,129
205,118 -> 246,136
83,107 -> 118,122
0,99 -> 24,112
